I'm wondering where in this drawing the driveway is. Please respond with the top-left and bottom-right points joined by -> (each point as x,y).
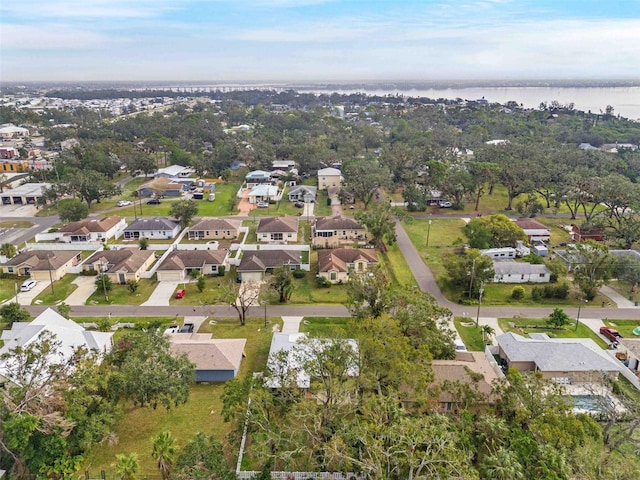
142,280 -> 183,306
65,277 -> 98,306
11,279 -> 51,306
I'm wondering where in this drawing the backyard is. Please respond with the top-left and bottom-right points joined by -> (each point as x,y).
497,317 -> 610,349
454,318 -> 487,351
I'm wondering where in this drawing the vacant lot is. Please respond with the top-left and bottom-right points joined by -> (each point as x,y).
497,318 -> 609,349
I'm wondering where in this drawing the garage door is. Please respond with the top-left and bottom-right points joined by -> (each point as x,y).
157,270 -> 185,282
32,271 -> 54,281
241,271 -> 263,282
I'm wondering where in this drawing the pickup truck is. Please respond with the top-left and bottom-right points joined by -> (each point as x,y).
600,326 -> 622,343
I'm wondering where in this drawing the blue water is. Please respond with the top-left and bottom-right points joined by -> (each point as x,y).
570,394 -> 611,413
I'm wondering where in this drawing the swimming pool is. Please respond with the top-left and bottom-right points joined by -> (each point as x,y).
569,394 -> 612,413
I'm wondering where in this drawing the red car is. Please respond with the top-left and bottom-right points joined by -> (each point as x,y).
600,326 -> 622,343
175,289 -> 185,299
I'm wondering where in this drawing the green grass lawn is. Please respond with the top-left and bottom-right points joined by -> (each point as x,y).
0,220 -> 34,228
83,315 -> 275,476
0,275 -> 22,302
497,318 -> 609,349
313,192 -> 333,217
31,274 -> 78,305
85,279 -> 157,306
602,319 -> 640,338
383,242 -> 417,288
454,318 -> 487,351
265,269 -> 350,305
168,276 -> 227,306
299,316 -> 351,337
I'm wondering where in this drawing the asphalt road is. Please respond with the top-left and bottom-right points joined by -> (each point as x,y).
0,215 -> 60,246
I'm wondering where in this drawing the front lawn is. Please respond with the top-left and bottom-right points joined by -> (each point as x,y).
83,315 -> 275,476
300,316 -> 350,337
264,269 -> 350,305
602,319 -> 640,338
497,318 -> 609,349
454,318 -> 487,351
85,279 -> 157,305
383,242 -> 417,288
168,276 -> 227,306
0,220 -> 34,228
0,275 -> 22,302
31,274 -> 78,305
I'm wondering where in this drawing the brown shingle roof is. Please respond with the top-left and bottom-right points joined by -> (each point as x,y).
169,334 -> 246,371
257,215 -> 298,234
514,218 -> 549,231
317,248 -> 378,273
157,250 -> 227,271
315,215 -> 363,231
431,351 -> 500,403
190,218 -> 241,232
84,249 -> 154,274
2,250 -> 81,271
59,216 -> 122,235
237,250 -> 301,272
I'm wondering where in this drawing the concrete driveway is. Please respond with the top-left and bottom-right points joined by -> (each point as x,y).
142,280 -> 183,306
65,276 -> 98,306
11,279 -> 51,306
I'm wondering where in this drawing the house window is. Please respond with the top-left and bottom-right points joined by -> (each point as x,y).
287,233 -> 292,238
7,267 -> 13,273
214,231 -> 218,236
272,233 -> 283,241
521,274 -> 525,279
357,262 -> 364,272
330,272 -> 337,280
540,273 -> 546,278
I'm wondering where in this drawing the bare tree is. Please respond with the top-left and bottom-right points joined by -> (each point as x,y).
222,279 -> 262,326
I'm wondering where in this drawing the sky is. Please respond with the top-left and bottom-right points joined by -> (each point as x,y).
1,0 -> 640,82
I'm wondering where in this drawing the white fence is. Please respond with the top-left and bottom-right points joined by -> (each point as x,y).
24,242 -> 103,251
231,244 -> 310,252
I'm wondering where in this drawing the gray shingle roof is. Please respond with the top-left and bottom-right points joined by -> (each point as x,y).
84,249 -> 154,274
237,250 -> 301,272
190,218 -> 241,232
497,332 -> 622,373
493,261 -> 550,276
317,248 -> 378,273
315,215 -> 363,231
157,250 -> 227,271
125,217 -> 179,232
257,215 -> 299,234
2,250 -> 81,271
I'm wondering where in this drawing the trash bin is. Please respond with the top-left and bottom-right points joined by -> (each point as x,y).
635,301 -> 638,307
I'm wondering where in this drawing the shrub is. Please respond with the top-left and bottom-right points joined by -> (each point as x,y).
293,269 -> 306,279
531,286 -> 543,301
217,265 -> 226,276
511,286 -> 525,299
554,282 -> 570,299
543,285 -> 555,298
315,276 -> 330,288
522,253 -> 544,264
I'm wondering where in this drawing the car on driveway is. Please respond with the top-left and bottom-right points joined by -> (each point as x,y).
600,326 -> 622,343
180,323 -> 195,333
147,198 -> 161,205
294,201 -> 304,208
20,279 -> 37,292
256,201 -> 269,208
117,200 -> 132,207
439,201 -> 453,208
174,288 -> 185,299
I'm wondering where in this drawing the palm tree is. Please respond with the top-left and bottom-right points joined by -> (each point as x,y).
480,325 -> 495,344
480,448 -> 524,480
152,431 -> 177,480
113,453 -> 139,480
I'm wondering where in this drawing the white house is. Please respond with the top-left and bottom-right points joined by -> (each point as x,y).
481,247 -> 516,260
317,167 -> 342,190
492,260 -> 551,283
123,217 -> 181,240
248,184 -> 280,204
245,170 -> 272,188
57,216 -> 126,243
155,165 -> 195,178
514,218 -> 551,243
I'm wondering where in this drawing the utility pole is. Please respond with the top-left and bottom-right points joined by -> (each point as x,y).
468,258 -> 476,299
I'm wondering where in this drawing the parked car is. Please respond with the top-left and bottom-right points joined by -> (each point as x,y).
174,288 -> 185,299
180,323 -> 195,333
164,325 -> 179,334
600,326 -> 622,343
439,201 -> 453,208
147,198 -> 161,205
117,200 -> 132,207
20,279 -> 38,292
294,201 -> 304,208
256,201 -> 269,208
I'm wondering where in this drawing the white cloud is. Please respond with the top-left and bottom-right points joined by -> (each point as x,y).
0,24 -> 115,49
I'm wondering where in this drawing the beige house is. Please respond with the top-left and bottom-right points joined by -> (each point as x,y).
237,250 -> 302,282
188,218 -> 241,240
82,249 -> 155,284
317,167 -> 342,190
431,351 -> 501,413
313,215 -> 366,247
156,250 -> 228,281
1,250 -> 82,281
257,215 -> 299,243
317,248 -> 378,284
497,332 -> 623,384
57,216 -> 126,243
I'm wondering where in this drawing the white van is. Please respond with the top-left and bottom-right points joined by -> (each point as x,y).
20,279 -> 38,292
454,339 -> 468,352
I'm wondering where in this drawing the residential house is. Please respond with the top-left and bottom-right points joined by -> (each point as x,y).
514,218 -> 550,243
123,217 -> 181,240
0,182 -> 50,205
317,167 -> 342,190
571,225 -> 605,242
245,170 -> 272,188
82,249 -> 155,284
0,147 -> 18,160
0,308 -> 113,373
496,332 -> 623,384
313,215 -> 366,247
272,160 -> 296,170
431,351 -> 501,412
1,250 -> 82,281
481,247 -> 516,260
168,333 -> 246,382
492,260 -> 551,283
136,177 -> 186,197
0,124 -> 29,139
57,216 -> 126,243
288,185 -> 317,203
237,250 -> 301,282
317,248 -> 379,284
188,218 -> 241,240
248,184 -> 280,204
154,165 -> 195,178
156,250 -> 228,281
257,215 -> 299,243
265,332 -> 359,388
